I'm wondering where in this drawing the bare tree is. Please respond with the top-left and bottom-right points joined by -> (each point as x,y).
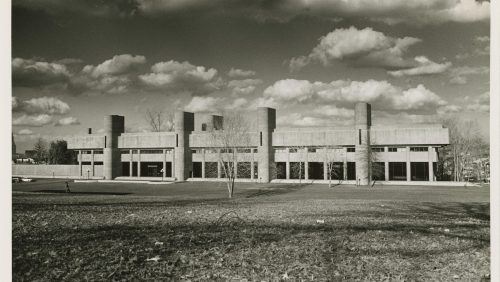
289,146 -> 306,184
370,147 -> 385,187
324,146 -> 343,188
209,112 -> 251,198
145,109 -> 174,132
440,118 -> 486,182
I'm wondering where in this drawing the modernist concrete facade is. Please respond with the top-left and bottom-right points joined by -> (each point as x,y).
67,103 -> 450,184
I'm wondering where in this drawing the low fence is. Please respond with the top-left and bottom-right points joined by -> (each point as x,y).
12,164 -> 103,179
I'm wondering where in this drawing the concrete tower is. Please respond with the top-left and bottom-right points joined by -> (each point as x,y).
354,103 -> 371,186
103,115 -> 125,180
257,107 -> 276,183
174,111 -> 194,181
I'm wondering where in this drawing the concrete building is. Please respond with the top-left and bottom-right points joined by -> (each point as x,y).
67,103 -> 449,184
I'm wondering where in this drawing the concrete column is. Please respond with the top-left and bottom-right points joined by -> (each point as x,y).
323,148 -> 328,180
355,103 -> 371,186
138,150 -> 141,178
286,148 -> 290,180
406,146 -> 411,181
163,149 -> 167,179
129,149 -> 133,177
428,146 -> 434,181
174,111 -> 194,181
343,148 -> 347,180
78,150 -> 82,177
217,160 -> 221,179
103,115 -> 125,180
304,148 -> 309,180
171,149 -> 175,178
257,107 -> 276,183
91,149 -> 95,177
251,160 -> 254,180
202,149 -> 206,179
384,161 -> 389,181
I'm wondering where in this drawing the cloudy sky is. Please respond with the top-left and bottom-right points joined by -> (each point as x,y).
12,0 -> 490,152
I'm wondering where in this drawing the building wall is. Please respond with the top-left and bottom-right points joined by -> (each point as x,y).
61,103 -> 449,184
13,164 -> 79,177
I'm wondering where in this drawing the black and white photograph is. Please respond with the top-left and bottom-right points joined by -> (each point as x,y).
5,0 -> 498,280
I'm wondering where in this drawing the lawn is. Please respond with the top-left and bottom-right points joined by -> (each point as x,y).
12,180 -> 490,281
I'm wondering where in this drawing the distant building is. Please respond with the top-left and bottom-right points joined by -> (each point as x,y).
67,103 -> 449,184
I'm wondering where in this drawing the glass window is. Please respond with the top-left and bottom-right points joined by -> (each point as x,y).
289,148 -> 298,153
141,149 -> 163,154
308,148 -> 317,153
410,147 -> 428,152
388,147 -> 398,152
347,148 -> 355,152
372,147 -> 384,152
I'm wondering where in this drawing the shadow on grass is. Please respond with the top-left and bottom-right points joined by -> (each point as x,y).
244,184 -> 309,198
31,190 -> 132,196
12,201 -> 490,281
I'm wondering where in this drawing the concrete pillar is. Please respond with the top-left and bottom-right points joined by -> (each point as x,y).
323,148 -> 328,180
406,146 -> 411,181
251,160 -> 254,180
384,161 -> 389,181
138,150 -> 141,178
355,103 -> 371,186
343,148 -> 347,180
217,160 -> 221,179
171,149 -> 175,178
163,149 -> 167,179
91,149 -> 95,177
304,148 -> 309,180
202,149 -> 206,179
428,146 -> 434,181
286,148 -> 290,180
129,149 -> 133,177
103,115 -> 124,180
78,150 -> 82,177
174,111 -> 194,181
257,107 -> 276,183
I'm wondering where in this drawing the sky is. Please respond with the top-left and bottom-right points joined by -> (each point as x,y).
11,0 -> 490,152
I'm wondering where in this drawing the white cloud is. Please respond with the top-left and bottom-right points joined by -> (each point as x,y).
227,68 -> 256,78
55,117 -> 81,126
13,114 -> 53,127
13,96 -> 71,115
449,66 -> 489,84
228,79 -> 262,95
263,79 -> 317,102
263,78 -> 447,111
462,92 -> 489,113
437,105 -> 463,115
17,129 -> 34,135
388,56 -> 451,77
134,0 -> 489,25
475,36 -> 490,43
184,96 -> 221,112
315,105 -> 354,118
225,98 -> 248,110
140,60 -> 222,95
391,84 -> 447,110
83,54 -> 146,77
12,58 -> 70,86
290,26 -> 422,71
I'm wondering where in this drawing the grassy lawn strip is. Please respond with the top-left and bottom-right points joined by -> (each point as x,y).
13,192 -> 490,281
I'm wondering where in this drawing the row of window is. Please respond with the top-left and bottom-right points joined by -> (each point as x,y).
274,147 -> 431,153
80,150 -> 103,154
85,147 -> 433,155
